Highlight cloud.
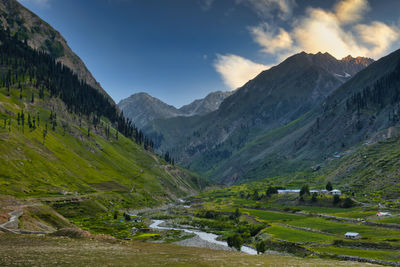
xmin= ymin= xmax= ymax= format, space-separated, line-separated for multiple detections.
xmin=249 ymin=0 xmax=400 ymax=59
xmin=237 ymin=0 xmax=296 ymax=20
xmin=335 ymin=0 xmax=370 ymax=24
xmin=249 ymin=23 xmax=293 ymax=54
xmin=18 ymin=0 xmax=50 ymax=8
xmin=355 ymin=21 xmax=399 ymax=57
xmin=214 ymin=54 xmax=270 ymax=90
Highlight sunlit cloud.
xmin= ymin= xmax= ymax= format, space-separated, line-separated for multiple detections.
xmin=249 ymin=0 xmax=400 ymax=60
xmin=355 ymin=22 xmax=399 ymax=57
xmin=335 ymin=0 xmax=370 ymax=25
xmin=249 ymin=23 xmax=293 ymax=54
xmin=214 ymin=54 xmax=270 ymax=90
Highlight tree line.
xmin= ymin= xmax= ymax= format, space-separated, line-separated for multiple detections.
xmin=0 ymin=27 xmax=160 ymax=151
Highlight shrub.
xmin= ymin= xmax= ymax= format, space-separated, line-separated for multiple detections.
xmin=311 ymin=192 xmax=318 ymax=203
xmin=300 ymin=185 xmax=310 ymax=196
xmin=256 ymin=240 xmax=266 ymax=254
xmin=342 ymin=197 xmax=354 ymax=208
xmin=333 ymin=195 xmax=340 ymax=205
xmin=227 ymin=233 xmax=243 ymax=251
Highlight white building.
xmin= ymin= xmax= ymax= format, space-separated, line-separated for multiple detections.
xmin=331 ymin=189 xmax=342 ymax=195
xmin=277 ymin=190 xmax=300 ymax=194
xmin=345 ymin=232 xmax=361 ymax=239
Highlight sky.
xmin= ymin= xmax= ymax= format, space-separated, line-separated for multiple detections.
xmin=18 ymin=0 xmax=400 ymax=107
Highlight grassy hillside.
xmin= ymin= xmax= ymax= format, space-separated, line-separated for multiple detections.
xmin=0 ymin=85 xmax=207 ymax=204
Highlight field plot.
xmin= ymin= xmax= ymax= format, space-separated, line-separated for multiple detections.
xmin=265 ymin=224 xmax=335 ymax=243
xmin=310 ymin=246 xmax=400 ymax=262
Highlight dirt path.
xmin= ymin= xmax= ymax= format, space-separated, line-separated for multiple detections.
xmin=0 ymin=210 xmax=23 ymax=233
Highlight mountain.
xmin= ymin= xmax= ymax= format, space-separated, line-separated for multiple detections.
xmin=144 ymin=52 xmax=373 ymax=183
xmin=201 ymin=48 xmax=400 ymax=199
xmin=118 ymin=92 xmax=183 ymax=129
xmin=0 ymin=0 xmax=111 ymax=102
xmin=179 ymin=91 xmax=233 ymax=116
xmin=0 ymin=9 xmax=208 ymax=204
xmin=118 ymin=90 xmax=232 ymax=129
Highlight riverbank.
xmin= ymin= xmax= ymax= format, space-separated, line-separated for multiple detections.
xmin=149 ymin=219 xmax=258 ymax=254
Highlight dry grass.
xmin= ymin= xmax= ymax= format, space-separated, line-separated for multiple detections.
xmin=0 ymin=233 xmax=380 ymax=267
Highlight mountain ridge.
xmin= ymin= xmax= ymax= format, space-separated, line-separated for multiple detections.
xmin=118 ymin=90 xmax=233 ymax=129
xmin=145 ymin=51 xmax=374 ymax=172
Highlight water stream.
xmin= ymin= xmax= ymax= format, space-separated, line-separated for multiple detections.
xmin=149 ymin=219 xmax=257 ymax=255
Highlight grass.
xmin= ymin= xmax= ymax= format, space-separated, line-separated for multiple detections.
xmin=285 ymin=217 xmax=400 ymax=241
xmin=0 ymin=233 xmax=380 ymax=267
xmin=265 ymin=224 xmax=335 ymax=243
xmin=311 ymin=246 xmax=400 ymax=262
xmin=0 ymin=86 xmax=206 ymax=206
xmin=241 ymin=208 xmax=303 ymax=222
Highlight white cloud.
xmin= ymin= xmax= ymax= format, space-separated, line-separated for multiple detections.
xmin=214 ymin=54 xmax=270 ymax=90
xmin=249 ymin=23 xmax=293 ymax=54
xmin=18 ymin=0 xmax=50 ymax=8
xmin=355 ymin=21 xmax=399 ymax=57
xmin=237 ymin=0 xmax=296 ymax=20
xmin=249 ymin=0 xmax=400 ymax=59
xmin=292 ymin=8 xmax=367 ymax=58
xmin=335 ymin=0 xmax=370 ymax=24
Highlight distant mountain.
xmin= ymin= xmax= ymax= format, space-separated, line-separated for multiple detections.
xmin=179 ymin=91 xmax=233 ymax=116
xmin=144 ymin=51 xmax=374 ymax=184
xmin=119 ymin=91 xmax=232 ymax=129
xmin=0 ymin=0 xmax=111 ymax=102
xmin=118 ymin=92 xmax=184 ymax=129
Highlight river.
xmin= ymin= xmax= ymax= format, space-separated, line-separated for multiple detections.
xmin=149 ymin=219 xmax=257 ymax=255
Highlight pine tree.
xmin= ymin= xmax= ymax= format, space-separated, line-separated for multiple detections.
xmin=28 ymin=113 xmax=32 ymax=129
xmin=21 ymin=111 xmax=24 ymax=133
xmin=326 ymin=182 xmax=333 ymax=191
xmin=17 ymin=113 xmax=20 ymax=129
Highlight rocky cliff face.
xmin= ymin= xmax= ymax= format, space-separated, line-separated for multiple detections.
xmin=0 ymin=0 xmax=112 ymax=102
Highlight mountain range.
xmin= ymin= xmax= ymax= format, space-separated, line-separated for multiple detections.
xmin=118 ymin=91 xmax=232 ymax=129
xmin=1 ymin=0 xmax=399 ymax=204
xmin=141 ymin=52 xmax=374 ymax=183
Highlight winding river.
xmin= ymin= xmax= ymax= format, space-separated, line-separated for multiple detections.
xmin=149 ymin=220 xmax=257 ymax=255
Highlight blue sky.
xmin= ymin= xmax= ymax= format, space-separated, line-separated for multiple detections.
xmin=19 ymin=0 xmax=400 ymax=107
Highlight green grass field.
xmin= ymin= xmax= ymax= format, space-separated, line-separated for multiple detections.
xmin=265 ymin=224 xmax=335 ymax=243
xmin=310 ymin=246 xmax=400 ymax=262
xmin=0 ymin=86 xmax=206 ymax=207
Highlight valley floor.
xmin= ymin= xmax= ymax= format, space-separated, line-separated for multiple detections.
xmin=0 ymin=233 xmax=379 ymax=267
